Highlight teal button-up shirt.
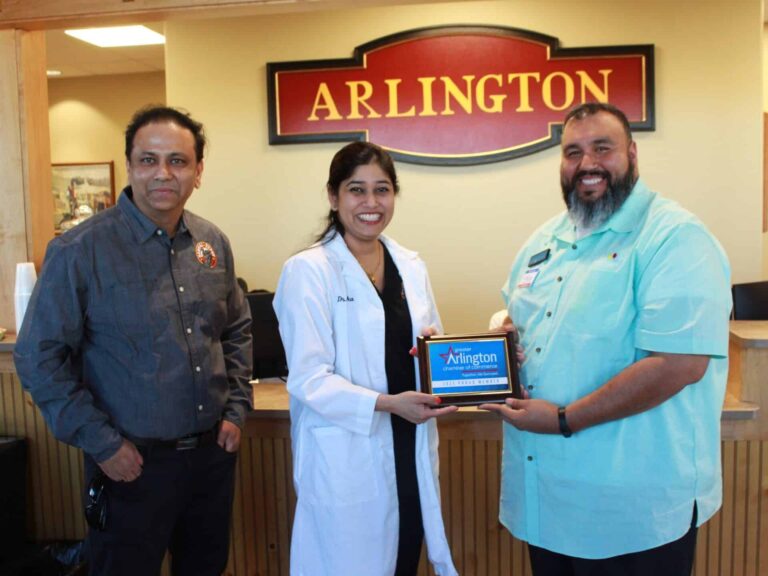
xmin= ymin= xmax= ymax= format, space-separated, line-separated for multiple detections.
xmin=500 ymin=180 xmax=731 ymax=558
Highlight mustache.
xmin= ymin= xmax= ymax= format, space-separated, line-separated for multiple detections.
xmin=571 ymin=169 xmax=610 ymax=186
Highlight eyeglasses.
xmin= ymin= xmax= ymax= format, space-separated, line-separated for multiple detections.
xmin=85 ymin=473 xmax=107 ymax=531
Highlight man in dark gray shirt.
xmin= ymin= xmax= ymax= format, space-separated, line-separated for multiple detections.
xmin=14 ymin=106 xmax=253 ymax=575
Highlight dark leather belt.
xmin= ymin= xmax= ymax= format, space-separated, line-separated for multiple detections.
xmin=130 ymin=427 xmax=218 ymax=451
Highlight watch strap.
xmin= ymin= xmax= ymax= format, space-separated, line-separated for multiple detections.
xmin=558 ymin=406 xmax=573 ymax=438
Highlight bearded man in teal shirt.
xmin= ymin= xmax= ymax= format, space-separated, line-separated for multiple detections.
xmin=482 ymin=103 xmax=731 ymax=576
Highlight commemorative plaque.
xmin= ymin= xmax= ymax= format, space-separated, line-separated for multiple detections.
xmin=417 ymin=332 xmax=521 ymax=406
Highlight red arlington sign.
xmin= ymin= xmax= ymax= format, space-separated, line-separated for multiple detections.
xmin=267 ymin=25 xmax=654 ymax=166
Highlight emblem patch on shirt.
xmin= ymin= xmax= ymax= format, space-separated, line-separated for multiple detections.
xmin=195 ymin=241 xmax=218 ymax=269
xmin=518 ymin=268 xmax=540 ymax=288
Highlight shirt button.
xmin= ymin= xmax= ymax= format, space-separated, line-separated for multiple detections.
xmin=170 ymin=249 xmax=175 ymax=255
xmin=179 ymin=286 xmax=185 ymax=293
xmin=186 ymin=328 xmax=192 ymax=334
xmin=557 ymin=276 xmax=563 ymax=282
xmin=527 ymin=385 xmax=534 ymax=390
xmin=527 ymin=456 xmax=533 ymax=461
xmin=195 ymin=366 xmax=201 ymax=372
xmin=198 ymin=405 xmax=203 ymax=411
xmin=535 ymin=347 xmax=541 ymax=353
xmin=546 ymin=311 xmax=552 ymax=317
xmin=572 ymin=244 xmax=577 ymax=250
xmin=156 ymin=230 xmax=163 ymax=236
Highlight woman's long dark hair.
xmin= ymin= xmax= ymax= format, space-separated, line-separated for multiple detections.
xmin=314 ymin=142 xmax=400 ymax=245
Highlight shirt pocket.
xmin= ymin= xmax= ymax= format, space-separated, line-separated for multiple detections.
xmin=302 ymin=426 xmax=380 ymax=506
xmin=193 ymin=269 xmax=230 ymax=332
xmin=563 ymin=263 xmax=635 ymax=338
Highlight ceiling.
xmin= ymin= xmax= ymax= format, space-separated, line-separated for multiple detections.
xmin=44 ymin=1 xmax=768 ymax=79
xmin=46 ymin=23 xmax=165 ymax=78
xmin=43 ymin=0 xmax=457 ymax=79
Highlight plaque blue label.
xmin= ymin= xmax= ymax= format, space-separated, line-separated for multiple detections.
xmin=427 ymin=339 xmax=510 ymax=395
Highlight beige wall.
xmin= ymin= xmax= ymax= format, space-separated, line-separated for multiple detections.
xmin=158 ymin=0 xmax=762 ymax=332
xmin=48 ymin=72 xmax=166 ymax=195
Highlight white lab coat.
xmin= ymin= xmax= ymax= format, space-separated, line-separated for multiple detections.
xmin=273 ymin=233 xmax=458 ymax=576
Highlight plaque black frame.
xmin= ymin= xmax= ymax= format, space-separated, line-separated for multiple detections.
xmin=417 ymin=332 xmax=521 ymax=406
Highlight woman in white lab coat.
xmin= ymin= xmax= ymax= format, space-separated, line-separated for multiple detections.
xmin=273 ymin=142 xmax=459 ymax=576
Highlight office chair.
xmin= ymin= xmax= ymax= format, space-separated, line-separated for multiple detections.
xmin=731 ymin=281 xmax=768 ymax=320
xmin=245 ymin=290 xmax=288 ymax=379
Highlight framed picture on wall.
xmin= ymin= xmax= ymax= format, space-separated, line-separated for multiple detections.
xmin=51 ymin=162 xmax=115 ymax=234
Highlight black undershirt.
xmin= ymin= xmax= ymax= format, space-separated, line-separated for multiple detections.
xmin=378 ymin=243 xmax=424 ymax=576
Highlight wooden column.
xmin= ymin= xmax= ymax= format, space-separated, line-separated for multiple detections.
xmin=0 ymin=29 xmax=53 ymax=332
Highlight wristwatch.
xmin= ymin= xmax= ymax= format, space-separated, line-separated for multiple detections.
xmin=558 ymin=406 xmax=573 ymax=438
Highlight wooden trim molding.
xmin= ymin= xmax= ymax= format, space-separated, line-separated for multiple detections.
xmin=0 ymin=0 xmax=435 ymax=30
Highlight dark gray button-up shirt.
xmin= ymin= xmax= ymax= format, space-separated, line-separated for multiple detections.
xmin=14 ymin=188 xmax=253 ymax=462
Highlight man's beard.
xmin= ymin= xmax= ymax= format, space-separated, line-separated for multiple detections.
xmin=561 ymin=162 xmax=636 ymax=229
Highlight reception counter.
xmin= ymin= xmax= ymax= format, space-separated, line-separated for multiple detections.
xmin=1 ymin=325 xmax=767 ymax=576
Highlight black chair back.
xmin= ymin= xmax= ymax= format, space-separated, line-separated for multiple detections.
xmin=731 ymin=281 xmax=768 ymax=320
xmin=245 ymin=290 xmax=288 ymax=379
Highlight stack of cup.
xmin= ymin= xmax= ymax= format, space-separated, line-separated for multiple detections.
xmin=14 ymin=262 xmax=37 ymax=335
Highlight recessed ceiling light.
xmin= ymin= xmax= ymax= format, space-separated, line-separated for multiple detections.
xmin=46 ymin=70 xmax=62 ymax=77
xmin=65 ymin=25 xmax=165 ymax=48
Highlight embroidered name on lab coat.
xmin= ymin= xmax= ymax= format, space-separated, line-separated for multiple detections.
xmin=337 ymin=296 xmax=354 ymax=302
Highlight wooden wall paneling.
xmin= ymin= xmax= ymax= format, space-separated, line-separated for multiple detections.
xmin=22 ymin=381 xmax=45 ymax=538
xmin=241 ymin=436 xmax=258 ymax=576
xmin=758 ymin=441 xmax=767 ymax=576
xmin=273 ymin=437 xmax=291 ymax=574
xmin=285 ymin=438 xmax=296 ymax=568
xmin=719 ymin=440 xmax=736 ymax=575
xmin=0 ymin=373 xmax=17 ymax=433
xmin=262 ymin=439 xmax=281 ymax=573
xmin=474 ymin=440 xmax=488 ymax=576
xmin=461 ymin=439 xmax=477 ymax=573
xmin=251 ymin=437 xmax=270 ymax=576
xmin=3 ymin=370 xmax=768 ymax=576
xmin=743 ymin=440 xmax=762 ymax=576
xmin=723 ymin=441 xmax=750 ymax=575
xmin=486 ymin=437 xmax=502 ymax=575
xmin=448 ymin=439 xmax=463 ymax=573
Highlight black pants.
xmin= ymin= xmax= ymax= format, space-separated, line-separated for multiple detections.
xmin=84 ymin=442 xmax=237 ymax=576
xmin=528 ymin=505 xmax=698 ymax=576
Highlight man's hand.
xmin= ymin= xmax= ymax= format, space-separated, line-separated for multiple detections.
xmin=376 ymin=391 xmax=458 ymax=424
xmin=493 ymin=314 xmax=525 ymax=365
xmin=217 ymin=420 xmax=242 ymax=452
xmin=479 ymin=398 xmax=559 ymax=434
xmin=98 ymin=439 xmax=144 ymax=482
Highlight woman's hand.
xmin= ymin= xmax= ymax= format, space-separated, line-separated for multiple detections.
xmin=376 ymin=391 xmax=458 ymax=424
xmin=409 ymin=324 xmax=440 ymax=357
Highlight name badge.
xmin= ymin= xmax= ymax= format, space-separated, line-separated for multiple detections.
xmin=518 ymin=268 xmax=539 ymax=288
xmin=528 ymin=248 xmax=550 ymax=267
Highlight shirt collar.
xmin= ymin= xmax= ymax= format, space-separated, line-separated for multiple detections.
xmin=117 ymin=186 xmax=191 ymax=243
